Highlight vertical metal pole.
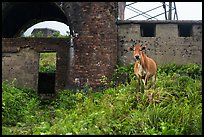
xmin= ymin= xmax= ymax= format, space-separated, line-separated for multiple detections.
xmin=168 ymin=2 xmax=172 ymax=20
xmin=163 ymin=2 xmax=167 ymax=20
xmin=174 ymin=2 xmax=178 ymax=20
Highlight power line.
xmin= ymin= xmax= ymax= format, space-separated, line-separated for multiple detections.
xmin=125 ymin=2 xmax=178 ymax=20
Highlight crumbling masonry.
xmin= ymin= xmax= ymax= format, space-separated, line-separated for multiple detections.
xmin=2 ymin=2 xmax=202 ymax=94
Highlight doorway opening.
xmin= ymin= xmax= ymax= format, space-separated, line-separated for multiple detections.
xmin=38 ymin=51 xmax=57 ymax=96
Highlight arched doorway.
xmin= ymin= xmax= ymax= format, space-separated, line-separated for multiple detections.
xmin=2 ymin=2 xmax=68 ymax=38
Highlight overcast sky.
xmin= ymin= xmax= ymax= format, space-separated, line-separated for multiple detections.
xmin=124 ymin=2 xmax=202 ymax=20
xmin=24 ymin=2 xmax=202 ymax=36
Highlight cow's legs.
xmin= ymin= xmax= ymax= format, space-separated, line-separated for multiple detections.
xmin=150 ymin=75 xmax=156 ymax=89
xmin=138 ymin=78 xmax=142 ymax=91
xmin=144 ymin=73 xmax=150 ymax=89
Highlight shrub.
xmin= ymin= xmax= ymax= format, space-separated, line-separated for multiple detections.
xmin=111 ymin=64 xmax=135 ymax=86
xmin=157 ymin=63 xmax=202 ymax=79
xmin=2 ymin=80 xmax=40 ymax=125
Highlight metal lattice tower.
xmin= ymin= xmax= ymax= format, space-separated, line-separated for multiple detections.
xmin=119 ymin=2 xmax=178 ymax=20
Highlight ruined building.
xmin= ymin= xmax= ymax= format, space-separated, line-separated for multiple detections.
xmin=2 ymin=2 xmax=202 ymax=95
xmin=31 ymin=28 xmax=60 ymax=37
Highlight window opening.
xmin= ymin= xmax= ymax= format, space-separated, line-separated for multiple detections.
xmin=178 ymin=24 xmax=192 ymax=37
xmin=140 ymin=23 xmax=156 ymax=37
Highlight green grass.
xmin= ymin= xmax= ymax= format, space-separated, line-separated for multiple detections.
xmin=2 ymin=64 xmax=202 ymax=135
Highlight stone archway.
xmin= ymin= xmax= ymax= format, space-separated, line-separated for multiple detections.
xmin=2 ymin=2 xmax=69 ymax=38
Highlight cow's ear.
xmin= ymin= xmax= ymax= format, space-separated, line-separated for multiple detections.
xmin=129 ymin=47 xmax=133 ymax=51
xmin=129 ymin=46 xmax=134 ymax=51
xmin=141 ymin=46 xmax=146 ymax=51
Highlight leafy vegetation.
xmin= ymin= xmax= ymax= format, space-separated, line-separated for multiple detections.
xmin=2 ymin=64 xmax=202 ymax=135
xmin=39 ymin=52 xmax=56 ymax=73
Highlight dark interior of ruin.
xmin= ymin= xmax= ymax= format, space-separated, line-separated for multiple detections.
xmin=178 ymin=24 xmax=192 ymax=37
xmin=140 ymin=23 xmax=156 ymax=37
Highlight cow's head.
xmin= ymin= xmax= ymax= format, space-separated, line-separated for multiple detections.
xmin=129 ymin=40 xmax=146 ymax=61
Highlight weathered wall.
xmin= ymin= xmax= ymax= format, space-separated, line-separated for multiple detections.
xmin=117 ymin=20 xmax=202 ymax=66
xmin=2 ymin=48 xmax=39 ymax=90
xmin=2 ymin=38 xmax=70 ymax=91
xmin=63 ymin=2 xmax=118 ymax=88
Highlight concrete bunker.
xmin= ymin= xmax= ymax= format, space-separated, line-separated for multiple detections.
xmin=117 ymin=20 xmax=202 ymax=65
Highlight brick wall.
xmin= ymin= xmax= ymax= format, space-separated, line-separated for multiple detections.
xmin=2 ymin=2 xmax=118 ymax=91
xmin=63 ymin=2 xmax=118 ymax=88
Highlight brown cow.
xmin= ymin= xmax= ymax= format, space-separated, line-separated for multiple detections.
xmin=129 ymin=41 xmax=157 ymax=91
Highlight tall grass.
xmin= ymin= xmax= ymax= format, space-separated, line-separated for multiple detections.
xmin=2 ymin=64 xmax=202 ymax=135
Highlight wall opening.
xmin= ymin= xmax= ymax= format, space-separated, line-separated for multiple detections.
xmin=140 ymin=23 xmax=156 ymax=37
xmin=178 ymin=24 xmax=192 ymax=37
xmin=38 ymin=52 xmax=57 ymax=95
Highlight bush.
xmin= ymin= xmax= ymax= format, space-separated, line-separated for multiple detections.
xmin=111 ymin=64 xmax=135 ymax=86
xmin=157 ymin=63 xmax=202 ymax=79
xmin=2 ymin=80 xmax=40 ymax=125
